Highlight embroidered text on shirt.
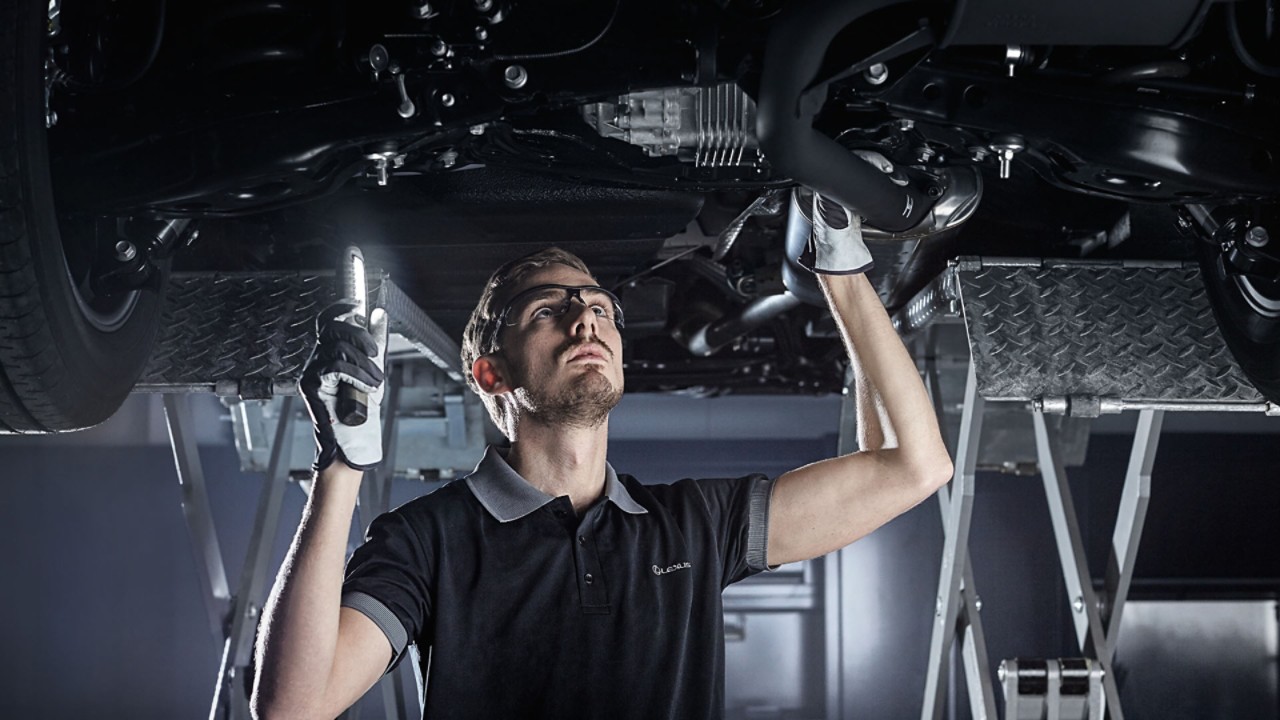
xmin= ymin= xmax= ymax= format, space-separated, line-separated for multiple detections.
xmin=652 ymin=562 xmax=692 ymax=576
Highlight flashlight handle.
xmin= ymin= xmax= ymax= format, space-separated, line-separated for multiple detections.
xmin=337 ymin=385 xmax=369 ymax=426
xmin=337 ymin=246 xmax=370 ymax=427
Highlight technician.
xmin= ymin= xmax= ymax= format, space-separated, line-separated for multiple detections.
xmin=251 ymin=193 xmax=954 ymax=719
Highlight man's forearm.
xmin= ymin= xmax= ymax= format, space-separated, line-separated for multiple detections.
xmin=819 ymin=273 xmax=948 ymax=470
xmin=252 ymin=463 xmax=363 ymax=716
xmin=848 ymin=348 xmax=894 ymax=452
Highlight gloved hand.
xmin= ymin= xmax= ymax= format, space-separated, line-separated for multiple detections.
xmin=299 ymin=301 xmax=390 ymax=472
xmin=795 ymin=191 xmax=874 ymax=275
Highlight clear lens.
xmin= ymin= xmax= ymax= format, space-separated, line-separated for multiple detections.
xmin=500 ymin=285 xmax=625 ymax=329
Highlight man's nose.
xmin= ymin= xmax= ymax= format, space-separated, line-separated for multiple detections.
xmin=565 ymin=299 xmax=600 ymax=337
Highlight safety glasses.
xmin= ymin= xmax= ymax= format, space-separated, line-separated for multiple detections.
xmin=485 ymin=284 xmax=625 ymax=352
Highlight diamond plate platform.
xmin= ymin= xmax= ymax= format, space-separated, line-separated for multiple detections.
xmin=949 ymin=257 xmax=1268 ymax=412
xmin=136 ymin=271 xmax=462 ymax=397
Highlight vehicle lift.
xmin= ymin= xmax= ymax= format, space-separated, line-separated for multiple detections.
xmin=142 ymin=258 xmax=1276 ymax=720
xmin=890 ymin=258 xmax=1276 ymax=720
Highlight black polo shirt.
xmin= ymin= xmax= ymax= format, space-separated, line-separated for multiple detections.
xmin=341 ymin=445 xmax=775 ymax=719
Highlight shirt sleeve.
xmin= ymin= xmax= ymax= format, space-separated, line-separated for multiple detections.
xmin=341 ymin=509 xmax=433 ymax=672
xmin=685 ymin=473 xmax=776 ymax=588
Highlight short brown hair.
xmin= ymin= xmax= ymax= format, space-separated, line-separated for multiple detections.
xmin=460 ymin=246 xmax=595 ymax=432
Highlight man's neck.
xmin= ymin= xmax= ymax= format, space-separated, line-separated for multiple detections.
xmin=506 ymin=420 xmax=610 ymax=512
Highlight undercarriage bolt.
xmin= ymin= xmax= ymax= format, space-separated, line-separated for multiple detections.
xmin=115 ymin=240 xmax=137 ymax=262
xmin=1072 ymin=595 xmax=1085 ymax=614
xmin=469 ymin=124 xmax=486 ymax=135
xmin=1246 ymin=225 xmax=1270 ymax=248
xmin=475 ymin=26 xmax=488 ymax=41
xmin=440 ymin=93 xmax=456 ymax=107
xmin=988 ymin=133 xmax=1026 ymax=180
xmin=412 ymin=1 xmax=432 ymax=19
xmin=372 ymin=157 xmax=390 ymax=186
xmin=431 ymin=39 xmax=448 ymax=57
xmin=503 ymin=64 xmax=528 ymax=89
xmin=864 ymin=63 xmax=889 ymax=85
xmin=475 ymin=0 xmax=494 ymax=10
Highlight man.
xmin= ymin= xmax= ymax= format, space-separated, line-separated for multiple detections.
xmin=251 ymin=193 xmax=953 ymax=719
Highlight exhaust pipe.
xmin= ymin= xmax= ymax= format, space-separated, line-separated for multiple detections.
xmin=756 ymin=0 xmax=932 ymax=233
xmin=678 ymin=293 xmax=803 ymax=357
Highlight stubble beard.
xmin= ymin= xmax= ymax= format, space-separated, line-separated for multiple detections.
xmin=520 ymin=369 xmax=622 ymax=429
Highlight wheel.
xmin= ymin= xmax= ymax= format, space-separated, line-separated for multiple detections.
xmin=1196 ymin=216 xmax=1280 ymax=405
xmin=0 ymin=0 xmax=164 ymax=432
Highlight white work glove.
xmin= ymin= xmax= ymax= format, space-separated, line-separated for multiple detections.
xmin=796 ymin=192 xmax=874 ymax=275
xmin=299 ymin=301 xmax=390 ymax=472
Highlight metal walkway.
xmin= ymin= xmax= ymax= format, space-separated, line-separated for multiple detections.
xmin=138 ymin=270 xmax=463 ymax=396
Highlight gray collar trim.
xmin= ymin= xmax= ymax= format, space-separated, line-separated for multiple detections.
xmin=465 ymin=445 xmax=648 ymax=523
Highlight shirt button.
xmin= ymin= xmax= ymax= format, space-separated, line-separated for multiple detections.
xmin=585 ymin=573 xmax=594 ymax=584
xmin=578 ymin=535 xmax=587 ymax=546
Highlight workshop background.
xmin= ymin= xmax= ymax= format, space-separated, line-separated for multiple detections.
xmin=1 ymin=392 xmax=1277 ymax=719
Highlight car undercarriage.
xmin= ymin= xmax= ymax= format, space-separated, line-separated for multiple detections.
xmin=1 ymin=0 xmax=1278 ymax=431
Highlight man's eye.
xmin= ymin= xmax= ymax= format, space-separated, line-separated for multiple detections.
xmin=590 ymin=305 xmax=609 ymax=318
xmin=531 ymin=306 xmax=557 ymax=319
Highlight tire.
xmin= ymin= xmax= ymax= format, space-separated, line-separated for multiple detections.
xmin=1197 ymin=237 xmax=1280 ymax=405
xmin=0 ymin=1 xmax=164 ymax=432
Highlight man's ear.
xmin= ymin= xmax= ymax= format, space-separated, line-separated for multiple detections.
xmin=472 ymin=356 xmax=511 ymax=395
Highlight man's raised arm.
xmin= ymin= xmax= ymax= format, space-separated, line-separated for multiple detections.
xmin=766 ymin=195 xmax=953 ymax=567
xmin=251 ymin=305 xmax=394 ymax=720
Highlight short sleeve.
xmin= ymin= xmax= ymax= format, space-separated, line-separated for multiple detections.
xmin=341 ymin=510 xmax=434 ymax=672
xmin=687 ymin=474 xmax=776 ymax=588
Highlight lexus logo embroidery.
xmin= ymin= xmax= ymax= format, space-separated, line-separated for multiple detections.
xmin=652 ymin=562 xmax=692 ymax=576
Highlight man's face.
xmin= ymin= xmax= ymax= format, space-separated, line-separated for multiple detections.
xmin=488 ymin=264 xmax=625 ymax=428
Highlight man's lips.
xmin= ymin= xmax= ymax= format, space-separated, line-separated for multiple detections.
xmin=564 ymin=342 xmax=611 ymax=364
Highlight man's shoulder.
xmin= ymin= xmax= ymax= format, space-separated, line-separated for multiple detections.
xmin=619 ymin=473 xmax=771 ymax=511
xmin=388 ymin=477 xmax=481 ymax=523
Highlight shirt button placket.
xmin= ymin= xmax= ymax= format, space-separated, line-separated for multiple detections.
xmin=575 ymin=516 xmax=608 ymax=612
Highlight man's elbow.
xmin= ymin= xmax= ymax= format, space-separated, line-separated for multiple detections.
xmin=251 ymin=685 xmax=319 ymax=720
xmin=912 ymin=452 xmax=954 ymax=494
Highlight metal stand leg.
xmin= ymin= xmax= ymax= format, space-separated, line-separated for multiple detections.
xmin=922 ymin=363 xmax=987 ymax=720
xmin=1102 ymin=411 xmax=1162 ymax=666
xmin=167 ymin=394 xmax=297 ymax=720
xmin=825 ymin=364 xmax=859 ymax=720
xmin=1033 ymin=410 xmax=1162 ymax=719
xmin=164 ymin=394 xmax=232 ymax=645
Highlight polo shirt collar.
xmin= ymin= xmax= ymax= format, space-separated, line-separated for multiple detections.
xmin=465 ymin=445 xmax=648 ymax=523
